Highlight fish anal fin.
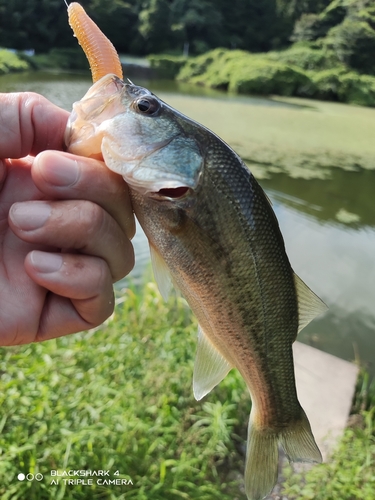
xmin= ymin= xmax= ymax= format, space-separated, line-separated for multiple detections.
xmin=294 ymin=273 xmax=327 ymax=334
xmin=150 ymin=244 xmax=172 ymax=301
xmin=193 ymin=326 xmax=233 ymax=401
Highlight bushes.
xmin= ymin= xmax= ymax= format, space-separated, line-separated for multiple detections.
xmin=339 ymin=72 xmax=375 ymax=106
xmin=311 ymin=68 xmax=375 ymax=105
xmin=31 ymin=48 xmax=90 ymax=71
xmin=310 ymin=67 xmax=345 ymax=100
xmin=177 ymin=49 xmax=312 ymax=95
xmin=178 ymin=49 xmax=249 ymax=89
xmin=175 ymin=47 xmax=375 ymax=106
xmin=266 ymin=44 xmax=341 ymax=71
xmin=147 ymin=54 xmax=187 ymax=79
xmin=0 ymin=50 xmax=29 ymax=75
xmin=228 ymin=60 xmax=311 ymax=96
xmin=0 ymin=48 xmax=89 ymax=74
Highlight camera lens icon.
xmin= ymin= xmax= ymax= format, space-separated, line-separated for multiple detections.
xmin=17 ymin=473 xmax=43 ymax=481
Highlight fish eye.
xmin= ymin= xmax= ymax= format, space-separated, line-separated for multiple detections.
xmin=135 ymin=97 xmax=160 ymax=115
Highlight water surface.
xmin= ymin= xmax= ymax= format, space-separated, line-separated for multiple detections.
xmin=1 ymin=71 xmax=374 ymax=373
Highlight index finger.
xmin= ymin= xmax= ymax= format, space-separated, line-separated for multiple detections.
xmin=0 ymin=92 xmax=69 ymax=159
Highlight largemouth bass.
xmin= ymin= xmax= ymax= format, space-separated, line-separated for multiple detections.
xmin=65 ymin=74 xmax=326 ymax=500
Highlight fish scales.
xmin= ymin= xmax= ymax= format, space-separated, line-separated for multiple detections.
xmin=131 ymin=126 xmax=301 ymax=428
xmin=65 ymin=75 xmax=325 ymax=500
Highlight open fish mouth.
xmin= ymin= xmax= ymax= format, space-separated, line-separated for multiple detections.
xmin=153 ymin=186 xmax=191 ymax=199
xmin=64 ymin=74 xmax=128 ymax=159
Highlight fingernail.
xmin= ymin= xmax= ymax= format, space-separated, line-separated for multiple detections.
xmin=37 ymin=152 xmax=79 ymax=186
xmin=30 ymin=251 xmax=63 ymax=273
xmin=10 ymin=202 xmax=51 ymax=230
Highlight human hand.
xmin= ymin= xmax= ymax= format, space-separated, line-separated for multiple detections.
xmin=0 ymin=92 xmax=135 ymax=345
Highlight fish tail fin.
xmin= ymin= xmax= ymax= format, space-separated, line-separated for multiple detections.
xmin=245 ymin=407 xmax=322 ymax=500
xmin=245 ymin=415 xmax=279 ymax=500
xmin=279 ymin=407 xmax=322 ymax=465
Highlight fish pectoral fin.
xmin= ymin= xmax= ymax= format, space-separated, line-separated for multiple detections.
xmin=193 ymin=326 xmax=233 ymax=401
xmin=294 ymin=272 xmax=328 ymax=334
xmin=150 ymin=244 xmax=173 ymax=301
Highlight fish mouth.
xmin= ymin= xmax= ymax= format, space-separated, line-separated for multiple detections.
xmin=152 ymin=186 xmax=192 ymax=200
xmin=65 ymin=74 xmax=127 ymax=157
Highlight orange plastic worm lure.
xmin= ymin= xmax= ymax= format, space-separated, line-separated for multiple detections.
xmin=67 ymin=2 xmax=123 ymax=82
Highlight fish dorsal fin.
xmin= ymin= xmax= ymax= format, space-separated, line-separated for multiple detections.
xmin=294 ymin=273 xmax=327 ymax=333
xmin=150 ymin=244 xmax=172 ymax=301
xmin=193 ymin=326 xmax=233 ymax=401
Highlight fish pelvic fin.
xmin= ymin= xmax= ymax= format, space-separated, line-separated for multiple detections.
xmin=150 ymin=244 xmax=173 ymax=301
xmin=245 ymin=407 xmax=322 ymax=500
xmin=193 ymin=325 xmax=233 ymax=401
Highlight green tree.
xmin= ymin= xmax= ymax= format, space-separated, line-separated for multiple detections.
xmin=291 ymin=0 xmax=347 ymax=42
xmin=170 ymin=0 xmax=222 ymax=54
xmin=276 ymin=0 xmax=332 ymax=44
xmin=87 ymin=0 xmax=139 ymax=54
xmin=324 ymin=17 xmax=375 ymax=74
xmin=1 ymin=0 xmax=375 ymax=73
xmin=138 ymin=0 xmax=173 ymax=54
xmin=0 ymin=0 xmax=70 ymax=51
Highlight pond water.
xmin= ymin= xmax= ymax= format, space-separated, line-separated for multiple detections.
xmin=1 ymin=71 xmax=374 ymax=374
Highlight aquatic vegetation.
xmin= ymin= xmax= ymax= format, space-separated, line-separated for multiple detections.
xmin=160 ymin=89 xmax=375 ymax=186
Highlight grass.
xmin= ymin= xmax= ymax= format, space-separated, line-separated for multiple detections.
xmin=0 ymin=281 xmax=374 ymax=499
xmin=282 ymin=369 xmax=375 ymax=499
xmin=282 ymin=408 xmax=375 ymax=500
xmin=0 ymin=282 xmax=249 ymax=500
